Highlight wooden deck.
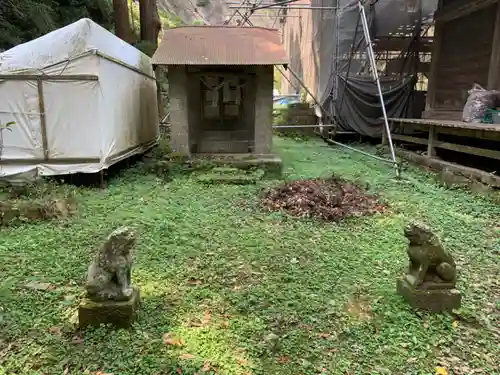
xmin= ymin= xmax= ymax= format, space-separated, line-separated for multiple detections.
xmin=385 ymin=117 xmax=500 ymax=187
xmin=388 ymin=117 xmax=500 ymax=133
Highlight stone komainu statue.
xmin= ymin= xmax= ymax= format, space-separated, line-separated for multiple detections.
xmin=85 ymin=227 xmax=136 ymax=301
xmin=403 ymin=222 xmax=457 ymax=289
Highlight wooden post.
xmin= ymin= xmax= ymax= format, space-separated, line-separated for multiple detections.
xmin=99 ymin=170 xmax=105 ymax=189
xmin=381 ymin=127 xmax=388 ymax=145
xmin=37 ymin=79 xmax=49 ymax=161
xmin=424 ymin=18 xmax=444 ymax=118
xmin=155 ymin=66 xmax=164 ymax=119
xmin=487 ymin=0 xmax=500 ymax=89
xmin=427 ymin=125 xmax=437 ymax=157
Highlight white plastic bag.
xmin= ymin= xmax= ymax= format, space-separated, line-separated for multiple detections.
xmin=462 ymin=83 xmax=498 ymax=123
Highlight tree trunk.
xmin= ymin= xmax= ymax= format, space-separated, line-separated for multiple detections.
xmin=113 ymin=0 xmax=134 ymax=43
xmin=139 ymin=0 xmax=161 ymax=49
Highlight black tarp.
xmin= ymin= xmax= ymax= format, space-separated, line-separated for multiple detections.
xmin=334 ymin=75 xmax=416 ymax=137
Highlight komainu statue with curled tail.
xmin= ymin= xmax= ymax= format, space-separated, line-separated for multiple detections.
xmin=79 ymin=227 xmax=141 ymax=328
xmin=404 ymin=222 xmax=457 ymax=288
xmin=397 ymin=222 xmax=461 ymax=312
xmin=85 ymin=226 xmax=136 ymax=301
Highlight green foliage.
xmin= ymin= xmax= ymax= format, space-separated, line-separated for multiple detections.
xmin=0 ymin=121 xmax=15 ymax=131
xmin=158 ymin=10 xmax=184 ymax=29
xmin=0 ymin=137 xmax=498 ymax=374
xmin=134 ymin=40 xmax=157 ymax=57
xmin=127 ymin=0 xmax=141 ymax=38
xmin=0 ymin=0 xmax=113 ymax=50
xmin=273 ymin=67 xmax=282 ymax=91
xmin=0 ymin=0 xmax=183 ymax=58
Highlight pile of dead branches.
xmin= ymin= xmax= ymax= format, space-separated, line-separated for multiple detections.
xmin=262 ymin=176 xmax=386 ymax=221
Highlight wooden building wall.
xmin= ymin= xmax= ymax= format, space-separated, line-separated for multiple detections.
xmin=425 ymin=0 xmax=500 ymax=120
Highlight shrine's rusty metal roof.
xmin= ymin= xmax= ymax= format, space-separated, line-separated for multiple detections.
xmin=152 ymin=26 xmax=288 ymax=66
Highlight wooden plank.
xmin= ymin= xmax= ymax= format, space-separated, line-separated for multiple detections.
xmin=37 ymin=80 xmax=49 ymax=161
xmin=392 ymin=133 xmax=500 ymax=160
xmin=435 ymin=0 xmax=497 ymax=22
xmin=394 ymin=123 xmax=500 ymax=141
xmin=436 ymin=139 xmax=500 ymax=160
xmin=396 ymin=148 xmax=500 ymax=187
xmin=422 ymin=109 xmax=462 ymax=121
xmin=392 ymin=134 xmax=428 ymax=145
xmin=388 ymin=117 xmax=500 ymax=132
xmin=434 ymin=5 xmax=496 ymax=110
xmin=0 ymin=74 xmax=99 ymax=81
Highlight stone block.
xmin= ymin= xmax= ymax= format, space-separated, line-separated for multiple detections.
xmin=78 ymin=288 xmax=140 ymax=328
xmin=397 ymin=277 xmax=461 ymax=313
xmin=194 ymin=154 xmax=283 ymax=179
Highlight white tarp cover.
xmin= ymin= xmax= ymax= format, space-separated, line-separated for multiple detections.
xmin=0 ymin=18 xmax=159 ymax=179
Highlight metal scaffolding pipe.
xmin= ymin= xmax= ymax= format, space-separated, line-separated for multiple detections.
xmin=228 ymin=5 xmax=338 ymax=9
xmin=225 ymin=0 xmax=247 ymax=25
xmin=323 ymin=138 xmax=395 ymax=164
xmin=225 ymin=14 xmax=301 ymax=17
xmin=236 ymin=0 xmax=301 ymax=11
xmin=357 ymin=0 xmax=400 ymax=177
xmin=273 ymin=125 xmax=336 ymax=128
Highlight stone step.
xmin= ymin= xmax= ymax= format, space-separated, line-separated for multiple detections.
xmin=195 ymin=169 xmax=264 ymax=185
xmin=211 ymin=167 xmax=241 ymax=175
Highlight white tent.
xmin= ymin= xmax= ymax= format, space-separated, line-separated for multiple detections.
xmin=0 ymin=18 xmax=159 ymax=180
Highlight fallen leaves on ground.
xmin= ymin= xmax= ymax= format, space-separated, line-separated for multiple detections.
xmin=179 ymin=353 xmax=196 ymax=360
xmin=435 ymin=366 xmax=449 ymax=375
xmin=163 ymin=332 xmax=184 ymax=347
xmin=71 ymin=335 xmax=84 ymax=345
xmin=236 ymin=357 xmax=249 ymax=366
xmin=187 ymin=278 xmax=202 ymax=286
xmin=201 ymin=361 xmax=212 ymax=372
xmin=201 ymin=311 xmax=211 ymax=325
xmin=48 ymin=326 xmax=62 ymax=335
xmin=344 ymin=295 xmax=373 ymax=321
xmin=261 ymin=176 xmax=386 ymax=221
xmin=278 ymin=356 xmax=290 ymax=364
xmin=188 ymin=311 xmax=213 ymax=327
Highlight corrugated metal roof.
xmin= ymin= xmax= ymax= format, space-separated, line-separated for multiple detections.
xmin=152 ymin=26 xmax=289 ymax=66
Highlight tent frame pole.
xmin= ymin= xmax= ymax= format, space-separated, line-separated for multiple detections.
xmin=36 ymin=79 xmax=49 ymax=161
